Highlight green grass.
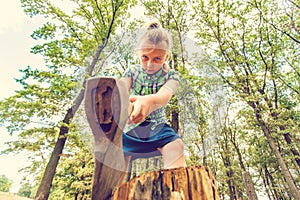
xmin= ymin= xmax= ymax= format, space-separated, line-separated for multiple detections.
xmin=0 ymin=192 xmax=32 ymax=200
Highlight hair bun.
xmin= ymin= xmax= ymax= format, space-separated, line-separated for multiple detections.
xmin=147 ymin=22 xmax=161 ymax=30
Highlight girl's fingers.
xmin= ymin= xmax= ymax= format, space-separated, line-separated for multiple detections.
xmin=127 ymin=95 xmax=150 ymax=124
xmin=128 ymin=102 xmax=140 ymax=124
xmin=129 ymin=96 xmax=137 ymax=102
xmin=128 ymin=102 xmax=134 ymax=116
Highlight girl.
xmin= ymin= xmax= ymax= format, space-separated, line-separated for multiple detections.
xmin=121 ymin=21 xmax=186 ymax=172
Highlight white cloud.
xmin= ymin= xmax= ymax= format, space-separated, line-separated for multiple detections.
xmin=0 ymin=0 xmax=46 ymax=100
xmin=0 ymin=1 xmax=46 ymax=193
xmin=0 ymin=0 xmax=26 ymax=33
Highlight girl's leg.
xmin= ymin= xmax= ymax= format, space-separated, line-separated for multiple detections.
xmin=158 ymin=139 xmax=186 ymax=169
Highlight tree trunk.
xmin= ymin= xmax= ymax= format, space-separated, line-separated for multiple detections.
xmin=230 ymin=128 xmax=258 ymax=200
xmin=242 ymin=171 xmax=258 ymax=200
xmin=171 ymin=109 xmax=179 ymax=133
xmin=35 ymin=115 xmax=70 ymax=200
xmin=251 ymin=103 xmax=300 ymax=199
xmin=112 ymin=166 xmax=220 ymax=200
xmin=35 ymin=45 xmax=105 ymax=200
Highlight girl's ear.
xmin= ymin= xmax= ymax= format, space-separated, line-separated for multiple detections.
xmin=164 ymin=53 xmax=169 ymax=61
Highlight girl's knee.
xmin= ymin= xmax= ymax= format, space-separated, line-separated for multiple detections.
xmin=171 ymin=138 xmax=185 ymax=152
xmin=160 ymin=138 xmax=184 ymax=154
xmin=159 ymin=139 xmax=186 ymax=168
xmin=175 ymin=139 xmax=184 ymax=152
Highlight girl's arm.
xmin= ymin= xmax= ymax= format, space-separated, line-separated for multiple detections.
xmin=128 ymin=79 xmax=179 ymax=124
xmin=121 ymin=77 xmax=132 ymax=91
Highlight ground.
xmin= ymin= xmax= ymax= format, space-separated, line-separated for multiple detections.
xmin=0 ymin=192 xmax=32 ymax=200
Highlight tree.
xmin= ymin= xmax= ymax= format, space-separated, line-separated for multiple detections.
xmin=194 ymin=0 xmax=300 ymax=198
xmin=0 ymin=175 xmax=12 ymax=192
xmin=28 ymin=0 xmax=136 ymax=198
xmin=1 ymin=0 xmax=136 ymax=199
xmin=48 ymin=130 xmax=94 ymax=200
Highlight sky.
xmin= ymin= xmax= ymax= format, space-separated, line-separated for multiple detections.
xmin=0 ymin=0 xmax=46 ymax=193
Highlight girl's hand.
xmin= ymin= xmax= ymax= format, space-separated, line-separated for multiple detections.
xmin=127 ymin=95 xmax=153 ymax=124
xmin=127 ymin=80 xmax=178 ymax=124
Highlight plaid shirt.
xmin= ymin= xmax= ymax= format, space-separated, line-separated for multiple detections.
xmin=122 ymin=65 xmax=180 ymax=133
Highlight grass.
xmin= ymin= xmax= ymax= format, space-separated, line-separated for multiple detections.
xmin=0 ymin=192 xmax=32 ymax=200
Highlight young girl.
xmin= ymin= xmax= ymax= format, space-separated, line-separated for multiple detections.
xmin=121 ymin=21 xmax=186 ymax=171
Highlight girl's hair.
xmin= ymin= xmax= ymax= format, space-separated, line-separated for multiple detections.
xmin=137 ymin=21 xmax=172 ymax=52
xmin=136 ymin=21 xmax=172 ymax=72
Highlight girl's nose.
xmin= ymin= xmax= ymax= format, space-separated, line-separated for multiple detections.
xmin=146 ymin=60 xmax=152 ymax=67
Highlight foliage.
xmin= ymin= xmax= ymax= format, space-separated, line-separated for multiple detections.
xmin=0 ymin=175 xmax=13 ymax=192
xmin=194 ymin=0 xmax=300 ymax=198
xmin=17 ymin=182 xmax=34 ymax=198
xmin=1 ymin=0 xmax=137 ymax=198
xmin=48 ymin=130 xmax=94 ymax=200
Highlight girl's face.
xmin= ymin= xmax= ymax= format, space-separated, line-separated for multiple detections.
xmin=138 ymin=42 xmax=169 ymax=74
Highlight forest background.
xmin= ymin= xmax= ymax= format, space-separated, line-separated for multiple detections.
xmin=0 ymin=0 xmax=299 ymax=199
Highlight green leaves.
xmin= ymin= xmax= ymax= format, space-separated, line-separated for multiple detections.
xmin=31 ymin=22 xmax=57 ymax=40
xmin=2 ymin=0 xmax=139 ymax=198
xmin=0 ymin=66 xmax=76 ymax=134
xmin=0 ymin=175 xmax=13 ymax=192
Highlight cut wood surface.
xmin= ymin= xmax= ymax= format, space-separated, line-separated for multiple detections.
xmin=112 ymin=166 xmax=220 ymax=200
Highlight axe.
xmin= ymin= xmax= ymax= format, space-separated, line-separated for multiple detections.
xmin=84 ymin=77 xmax=130 ymax=200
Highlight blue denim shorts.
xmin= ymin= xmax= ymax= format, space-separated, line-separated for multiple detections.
xmin=122 ymin=122 xmax=180 ymax=159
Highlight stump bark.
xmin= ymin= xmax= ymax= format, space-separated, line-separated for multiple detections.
xmin=112 ymin=166 xmax=220 ymax=200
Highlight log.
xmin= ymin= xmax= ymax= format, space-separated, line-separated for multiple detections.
xmin=85 ymin=77 xmax=129 ymax=200
xmin=112 ymin=166 xmax=220 ymax=200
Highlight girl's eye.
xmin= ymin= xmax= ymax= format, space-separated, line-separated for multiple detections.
xmin=141 ymin=55 xmax=148 ymax=61
xmin=154 ymin=57 xmax=162 ymax=61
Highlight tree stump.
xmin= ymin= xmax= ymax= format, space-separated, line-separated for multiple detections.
xmin=112 ymin=166 xmax=220 ymax=200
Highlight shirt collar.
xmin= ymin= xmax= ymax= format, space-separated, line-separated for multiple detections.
xmin=143 ymin=65 xmax=164 ymax=80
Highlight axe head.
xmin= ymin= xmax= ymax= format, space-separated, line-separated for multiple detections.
xmin=84 ymin=77 xmax=129 ymax=141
